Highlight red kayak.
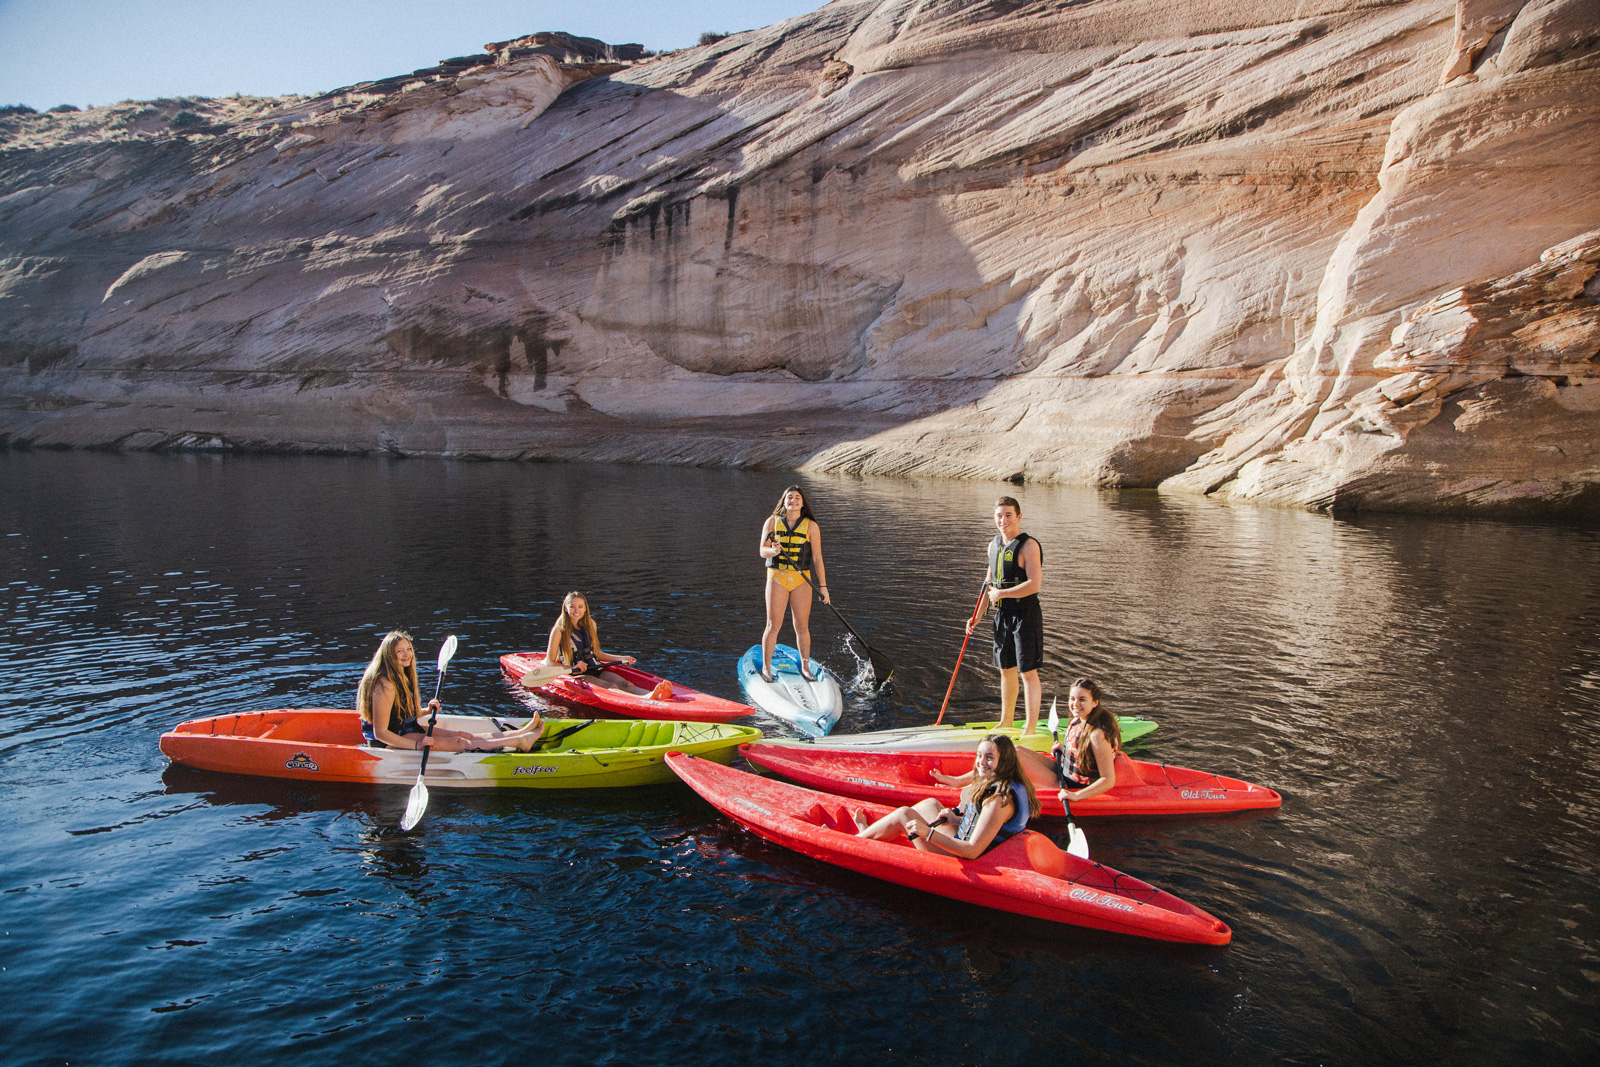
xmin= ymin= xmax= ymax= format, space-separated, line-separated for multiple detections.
xmin=500 ymin=652 xmax=755 ymax=724
xmin=740 ymin=743 xmax=1281 ymax=818
xmin=667 ymin=752 xmax=1232 ymax=945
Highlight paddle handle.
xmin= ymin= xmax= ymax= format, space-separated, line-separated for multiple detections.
xmin=416 ymin=657 xmax=449 ymax=775
xmin=934 ymin=584 xmax=990 ymax=726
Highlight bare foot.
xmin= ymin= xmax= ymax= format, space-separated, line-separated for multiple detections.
xmin=852 ymin=807 xmax=870 ymax=832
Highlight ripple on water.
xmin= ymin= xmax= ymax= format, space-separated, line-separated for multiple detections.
xmin=2 ymin=453 xmax=1598 ymax=1065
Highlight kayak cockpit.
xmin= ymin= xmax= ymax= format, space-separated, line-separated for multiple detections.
xmin=167 ymin=709 xmax=364 ymax=746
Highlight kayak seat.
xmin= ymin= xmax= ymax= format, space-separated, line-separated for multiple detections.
xmin=640 ymin=722 xmax=674 ymax=747
xmin=1022 ymin=832 xmax=1067 ymax=878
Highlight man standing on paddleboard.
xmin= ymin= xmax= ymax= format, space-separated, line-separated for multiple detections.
xmin=968 ymin=496 xmax=1044 ymax=734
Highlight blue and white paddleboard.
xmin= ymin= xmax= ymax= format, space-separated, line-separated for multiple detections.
xmin=737 ymin=644 xmax=843 ymax=738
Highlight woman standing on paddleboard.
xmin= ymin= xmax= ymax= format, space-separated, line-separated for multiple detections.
xmin=759 ymin=485 xmax=830 ymax=682
xmin=854 ymin=734 xmax=1039 ymax=856
xmin=1052 ymin=678 xmax=1120 ymax=803
xmin=546 ymin=592 xmax=659 ymax=696
xmin=360 ymin=630 xmax=544 ymax=751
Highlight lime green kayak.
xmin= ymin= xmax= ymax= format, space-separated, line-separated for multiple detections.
xmin=475 ymin=717 xmax=765 ymax=788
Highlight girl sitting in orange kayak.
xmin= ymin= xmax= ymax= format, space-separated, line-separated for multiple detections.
xmin=360 ymin=630 xmax=544 ymax=751
xmin=546 ymin=592 xmax=660 ymax=696
xmin=853 ymin=734 xmax=1038 ymax=857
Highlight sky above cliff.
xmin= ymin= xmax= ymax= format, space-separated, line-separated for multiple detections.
xmin=0 ymin=0 xmax=825 ymax=110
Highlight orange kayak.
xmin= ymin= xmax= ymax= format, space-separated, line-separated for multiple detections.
xmin=741 ymin=743 xmax=1281 ymax=817
xmin=667 ymin=752 xmax=1232 ymax=944
xmin=500 ymin=652 xmax=755 ymax=723
xmin=159 ymin=709 xmax=760 ymax=787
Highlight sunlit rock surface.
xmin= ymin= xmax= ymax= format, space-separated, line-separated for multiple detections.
xmin=1 ymin=3 xmax=1596 ymax=515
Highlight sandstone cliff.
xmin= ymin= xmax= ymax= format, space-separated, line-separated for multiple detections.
xmin=1 ymin=4 xmax=1596 ymax=515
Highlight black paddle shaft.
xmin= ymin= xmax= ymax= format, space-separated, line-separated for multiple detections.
xmin=414 ymin=660 xmax=449 ymax=776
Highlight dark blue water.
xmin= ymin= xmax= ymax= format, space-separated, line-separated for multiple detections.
xmin=3 ymin=452 xmax=1597 ymax=1065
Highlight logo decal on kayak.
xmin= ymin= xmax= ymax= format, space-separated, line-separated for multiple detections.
xmin=1070 ymin=886 xmax=1137 ymax=913
xmin=512 ymin=764 xmax=559 ymax=775
xmin=1179 ymin=789 xmax=1229 ymax=800
xmin=735 ymin=798 xmax=776 ymax=818
xmin=844 ymin=776 xmax=893 ymax=790
xmin=285 ymin=753 xmax=319 ymax=771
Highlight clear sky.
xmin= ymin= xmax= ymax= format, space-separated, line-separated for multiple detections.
xmin=0 ymin=0 xmax=827 ymax=110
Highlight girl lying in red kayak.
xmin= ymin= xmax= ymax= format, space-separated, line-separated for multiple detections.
xmin=853 ymin=734 xmax=1039 ymax=857
xmin=360 ymin=630 xmax=544 ymax=751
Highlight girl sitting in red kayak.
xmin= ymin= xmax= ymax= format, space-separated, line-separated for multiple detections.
xmin=853 ymin=734 xmax=1038 ymax=857
xmin=360 ymin=630 xmax=544 ymax=751
xmin=546 ymin=592 xmax=661 ymax=697
xmin=1051 ymin=678 xmax=1121 ymax=804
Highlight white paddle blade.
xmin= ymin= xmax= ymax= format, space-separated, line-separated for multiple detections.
xmin=1067 ymin=823 xmax=1090 ymax=860
xmin=1046 ymin=696 xmax=1059 ymax=735
xmin=436 ymin=635 xmax=459 ymax=672
xmin=520 ymin=664 xmax=568 ymax=688
xmin=400 ymin=780 xmax=429 ymax=832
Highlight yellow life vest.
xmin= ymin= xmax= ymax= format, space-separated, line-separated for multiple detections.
xmin=766 ymin=516 xmax=812 ymax=571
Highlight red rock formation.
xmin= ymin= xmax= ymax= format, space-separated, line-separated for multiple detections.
xmin=0 ymin=0 xmax=1595 ymax=515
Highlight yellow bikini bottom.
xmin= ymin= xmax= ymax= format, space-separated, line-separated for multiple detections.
xmin=769 ymin=568 xmax=812 ymax=592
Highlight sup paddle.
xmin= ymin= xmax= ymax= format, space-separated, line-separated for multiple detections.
xmin=1047 ymin=696 xmax=1090 ymax=859
xmin=400 ymin=634 xmax=458 ymax=832
xmin=771 ymin=537 xmax=895 ymax=688
xmin=934 ymin=582 xmax=990 ymax=725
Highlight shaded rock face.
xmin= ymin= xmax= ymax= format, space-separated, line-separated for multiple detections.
xmin=1 ymin=0 xmax=1596 ymax=515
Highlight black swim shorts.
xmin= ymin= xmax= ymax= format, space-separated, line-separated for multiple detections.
xmin=992 ymin=598 xmax=1043 ymax=672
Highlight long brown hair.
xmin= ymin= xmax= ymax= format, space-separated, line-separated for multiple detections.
xmin=552 ymin=591 xmax=602 ymax=666
xmin=973 ymin=734 xmax=1040 ymax=820
xmin=771 ymin=484 xmax=817 ymax=525
xmin=1070 ymin=678 xmax=1121 ymax=776
xmin=357 ymin=630 xmax=421 ymax=724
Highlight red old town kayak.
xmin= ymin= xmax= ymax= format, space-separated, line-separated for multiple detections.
xmin=500 ymin=652 xmax=755 ymax=724
xmin=740 ymin=744 xmax=1282 ymax=818
xmin=666 ymin=752 xmax=1232 ymax=945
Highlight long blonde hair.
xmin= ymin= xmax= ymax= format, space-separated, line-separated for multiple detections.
xmin=552 ymin=592 xmax=602 ymax=666
xmin=973 ymin=734 xmax=1040 ymax=819
xmin=357 ymin=630 xmax=421 ymax=724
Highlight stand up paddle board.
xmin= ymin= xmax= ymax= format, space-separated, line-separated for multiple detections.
xmin=737 ymin=644 xmax=842 ymax=738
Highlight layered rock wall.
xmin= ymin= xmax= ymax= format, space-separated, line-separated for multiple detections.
xmin=1 ymin=0 xmax=1596 ymax=514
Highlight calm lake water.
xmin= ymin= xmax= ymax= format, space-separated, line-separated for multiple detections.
xmin=2 ymin=451 xmax=1597 ymax=1066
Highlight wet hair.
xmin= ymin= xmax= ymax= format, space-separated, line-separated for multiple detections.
xmin=771 ymin=485 xmax=817 ymax=524
xmin=973 ymin=733 xmax=1040 ymax=820
xmin=1069 ymin=678 xmax=1121 ymax=776
xmin=995 ymin=495 xmax=1021 ymax=516
xmin=358 ymin=629 xmax=421 ymax=725
xmin=553 ymin=591 xmax=602 ymax=666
